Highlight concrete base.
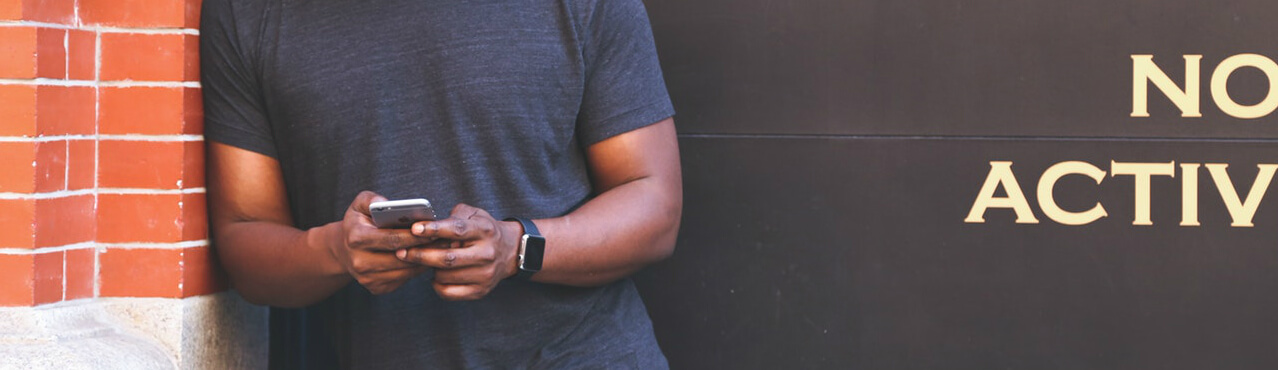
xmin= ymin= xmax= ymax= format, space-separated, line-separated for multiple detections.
xmin=0 ymin=292 xmax=268 ymax=369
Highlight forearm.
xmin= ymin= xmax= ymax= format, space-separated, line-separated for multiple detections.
xmin=530 ymin=176 xmax=681 ymax=287
xmin=215 ymin=221 xmax=350 ymax=307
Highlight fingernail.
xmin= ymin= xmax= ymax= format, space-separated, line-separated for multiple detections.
xmin=396 ymin=249 xmax=407 ymax=259
xmin=413 ymin=224 xmax=425 ymax=234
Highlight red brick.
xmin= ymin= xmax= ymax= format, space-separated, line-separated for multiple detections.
xmin=0 ymin=26 xmax=37 ymax=79
xmin=64 ymin=248 xmax=94 ymax=300
xmin=80 ymin=0 xmax=186 ymax=28
xmin=184 ymin=0 xmax=201 ymax=29
xmin=97 ymin=193 xmax=183 ymax=243
xmin=99 ymin=248 xmax=183 ymax=298
xmin=0 ymin=84 xmax=37 ymax=136
xmin=34 ymin=195 xmax=94 ymax=247
xmin=0 ymin=1 xmax=20 ymax=20
xmin=36 ymin=85 xmax=96 ymax=136
xmin=182 ymin=246 xmax=227 ymax=297
xmin=183 ymin=140 xmax=204 ymax=188
xmin=67 ymin=30 xmax=95 ymax=81
xmin=21 ymin=0 xmax=76 ymax=25
xmin=181 ymin=192 xmax=206 ymax=241
xmin=184 ymin=88 xmax=203 ymax=135
xmin=0 ymin=254 xmax=35 ymax=306
xmin=35 ymin=28 xmax=64 ymax=79
xmin=0 ymin=199 xmax=35 ymax=248
xmin=0 ymin=141 xmax=35 ymax=193
xmin=33 ymin=140 xmax=65 ymax=193
xmin=32 ymin=251 xmax=62 ymax=305
xmin=184 ymin=34 xmax=199 ymax=81
xmin=99 ymin=87 xmax=187 ymax=135
xmin=66 ymin=140 xmax=95 ymax=190
xmin=100 ymin=33 xmax=193 ymax=82
xmin=99 ymin=140 xmax=184 ymax=189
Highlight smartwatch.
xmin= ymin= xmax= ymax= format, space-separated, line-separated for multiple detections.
xmin=505 ymin=217 xmax=545 ymax=280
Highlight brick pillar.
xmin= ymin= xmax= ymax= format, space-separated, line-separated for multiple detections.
xmin=0 ymin=0 xmax=266 ymax=367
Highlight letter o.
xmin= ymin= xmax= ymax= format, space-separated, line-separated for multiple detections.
xmin=1211 ymin=54 xmax=1278 ymax=119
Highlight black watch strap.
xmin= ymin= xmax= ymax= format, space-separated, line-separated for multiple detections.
xmin=505 ymin=217 xmax=544 ymax=280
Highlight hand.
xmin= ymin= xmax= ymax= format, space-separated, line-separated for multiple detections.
xmin=396 ymin=203 xmax=522 ymax=301
xmin=323 ymin=191 xmax=439 ymax=295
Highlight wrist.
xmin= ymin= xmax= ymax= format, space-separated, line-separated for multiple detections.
xmin=307 ymin=222 xmax=348 ymax=278
xmin=503 ymin=217 xmax=545 ymax=281
xmin=502 ymin=220 xmax=523 ymax=279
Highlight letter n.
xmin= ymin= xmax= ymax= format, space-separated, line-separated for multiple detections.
xmin=1132 ymin=55 xmax=1202 ymax=118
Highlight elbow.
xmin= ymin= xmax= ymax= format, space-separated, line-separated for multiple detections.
xmin=649 ymin=198 xmax=681 ymax=263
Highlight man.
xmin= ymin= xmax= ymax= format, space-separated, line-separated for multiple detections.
xmin=199 ymin=0 xmax=681 ymax=368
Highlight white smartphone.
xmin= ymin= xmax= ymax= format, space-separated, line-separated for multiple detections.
xmin=369 ymin=198 xmax=437 ymax=229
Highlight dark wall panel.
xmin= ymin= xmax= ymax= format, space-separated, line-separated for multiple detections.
xmin=636 ymin=0 xmax=1278 ymax=368
xmin=647 ymin=0 xmax=1278 ymax=138
xmin=637 ymin=136 xmax=1278 ymax=369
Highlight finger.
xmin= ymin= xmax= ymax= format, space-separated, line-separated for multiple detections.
xmin=359 ymin=266 xmax=430 ymax=295
xmin=412 ymin=217 xmax=495 ymax=241
xmin=397 ymin=244 xmax=496 ymax=269
xmin=350 ymin=191 xmax=387 ymax=216
xmin=432 ymin=282 xmax=487 ymax=301
xmin=349 ymin=250 xmax=423 ymax=275
xmin=349 ymin=225 xmax=436 ymax=251
xmin=432 ymin=265 xmax=496 ymax=285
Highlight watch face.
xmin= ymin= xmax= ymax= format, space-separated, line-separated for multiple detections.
xmin=521 ymin=234 xmax=546 ymax=272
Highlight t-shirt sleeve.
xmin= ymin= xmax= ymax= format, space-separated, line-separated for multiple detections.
xmin=576 ymin=0 xmax=676 ymax=146
xmin=200 ymin=0 xmax=278 ymax=158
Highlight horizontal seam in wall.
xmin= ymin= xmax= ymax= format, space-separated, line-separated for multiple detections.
xmin=0 ymin=188 xmax=205 ymax=200
xmin=0 ymin=135 xmax=206 ymax=142
xmin=0 ymin=21 xmax=199 ymax=35
xmin=678 ymin=133 xmax=1278 ymax=144
xmin=0 ymin=240 xmax=210 ymax=254
xmin=0 ymin=79 xmax=201 ymax=88
xmin=99 ymin=134 xmax=204 ymax=142
xmin=96 ymin=240 xmax=209 ymax=250
xmin=0 ymin=242 xmax=94 ymax=254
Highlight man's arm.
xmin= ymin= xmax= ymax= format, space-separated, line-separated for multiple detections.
xmin=398 ymin=118 xmax=681 ymax=299
xmin=208 ymin=143 xmax=434 ymax=307
xmin=533 ymin=117 xmax=682 ymax=284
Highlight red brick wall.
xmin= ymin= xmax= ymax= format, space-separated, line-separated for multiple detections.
xmin=0 ymin=0 xmax=223 ymax=307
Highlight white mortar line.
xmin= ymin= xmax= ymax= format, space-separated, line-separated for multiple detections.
xmin=0 ymin=78 xmax=201 ymax=88
xmin=0 ymin=189 xmax=95 ymax=199
xmin=0 ymin=240 xmax=209 ymax=255
xmin=99 ymin=134 xmax=204 ymax=142
xmin=61 ymin=29 xmax=69 ymax=80
xmin=0 ymin=135 xmax=96 ymax=142
xmin=97 ymin=240 xmax=209 ymax=250
xmin=0 ymin=135 xmax=205 ymax=143
xmin=0 ymin=187 xmax=205 ymax=200
xmin=0 ymin=21 xmax=199 ymax=35
xmin=0 ymin=242 xmax=95 ymax=255
xmin=99 ymin=187 xmax=206 ymax=195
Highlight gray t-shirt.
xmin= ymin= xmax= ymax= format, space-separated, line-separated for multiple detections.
xmin=199 ymin=0 xmax=675 ymax=368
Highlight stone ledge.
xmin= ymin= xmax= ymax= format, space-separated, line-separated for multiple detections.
xmin=0 ymin=292 xmax=267 ymax=369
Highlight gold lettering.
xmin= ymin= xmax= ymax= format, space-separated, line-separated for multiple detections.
xmin=965 ymin=161 xmax=1040 ymax=224
xmin=1180 ymin=163 xmax=1201 ymax=226
xmin=1205 ymin=164 xmax=1277 ymax=227
xmin=1111 ymin=161 xmax=1176 ymax=226
xmin=1037 ymin=161 xmax=1108 ymax=225
xmin=1132 ymin=55 xmax=1202 ymax=118
xmin=1210 ymin=54 xmax=1278 ymax=119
